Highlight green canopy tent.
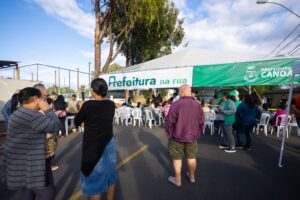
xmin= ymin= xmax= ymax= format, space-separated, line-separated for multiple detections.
xmin=192 ymin=57 xmax=300 ymax=87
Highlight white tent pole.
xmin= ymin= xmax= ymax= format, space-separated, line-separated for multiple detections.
xmin=278 ymin=74 xmax=295 ymax=167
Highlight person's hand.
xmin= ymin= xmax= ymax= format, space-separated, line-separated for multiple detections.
xmin=39 ymin=99 xmax=50 ymax=112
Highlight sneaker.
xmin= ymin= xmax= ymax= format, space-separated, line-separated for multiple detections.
xmin=51 ymin=165 xmax=59 ymax=171
xmin=218 ymin=144 xmax=228 ymax=149
xmin=224 ymin=147 xmax=236 ymax=153
xmin=235 ymin=145 xmax=244 ymax=149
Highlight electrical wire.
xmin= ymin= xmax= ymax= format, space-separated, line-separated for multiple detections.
xmin=269 ymin=22 xmax=300 ymax=56
xmin=288 ymin=43 xmax=300 ymax=55
xmin=275 ymin=33 xmax=300 ymax=55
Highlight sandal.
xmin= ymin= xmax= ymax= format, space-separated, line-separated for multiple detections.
xmin=168 ymin=176 xmax=181 ymax=187
xmin=185 ymin=172 xmax=196 ymax=183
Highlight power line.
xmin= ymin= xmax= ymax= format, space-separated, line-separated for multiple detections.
xmin=269 ymin=22 xmax=300 ymax=56
xmin=276 ymin=33 xmax=300 ymax=55
xmin=288 ymin=43 xmax=300 ymax=55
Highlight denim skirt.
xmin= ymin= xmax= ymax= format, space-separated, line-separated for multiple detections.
xmin=81 ymin=138 xmax=116 ymax=196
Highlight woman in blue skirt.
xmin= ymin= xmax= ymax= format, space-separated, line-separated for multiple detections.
xmin=75 ymin=78 xmax=116 ymax=200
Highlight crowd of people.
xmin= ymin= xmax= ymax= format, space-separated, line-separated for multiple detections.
xmin=1 ymin=78 xmax=298 ymax=200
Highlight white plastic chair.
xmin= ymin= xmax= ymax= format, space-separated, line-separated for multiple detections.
xmin=114 ymin=109 xmax=121 ymax=125
xmin=270 ymin=115 xmax=292 ymax=138
xmin=120 ymin=107 xmax=133 ymax=126
xmin=131 ymin=108 xmax=143 ymax=127
xmin=65 ymin=115 xmax=75 ymax=136
xmin=144 ymin=109 xmax=155 ymax=129
xmin=154 ymin=108 xmax=163 ymax=126
xmin=203 ymin=111 xmax=216 ymax=135
xmin=256 ymin=113 xmax=270 ymax=136
xmin=289 ymin=115 xmax=300 ymax=136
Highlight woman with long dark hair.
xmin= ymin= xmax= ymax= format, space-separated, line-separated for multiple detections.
xmin=235 ymin=94 xmax=261 ymax=150
xmin=10 ymin=93 xmax=19 ymax=114
xmin=75 ymin=78 xmax=116 ymax=200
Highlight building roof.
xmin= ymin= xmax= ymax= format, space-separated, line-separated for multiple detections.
xmin=0 ymin=60 xmax=18 ymax=69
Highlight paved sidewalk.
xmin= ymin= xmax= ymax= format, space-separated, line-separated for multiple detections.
xmin=1 ymin=126 xmax=300 ymax=200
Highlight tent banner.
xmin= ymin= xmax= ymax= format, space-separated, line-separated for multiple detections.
xmin=101 ymin=67 xmax=193 ymax=90
xmin=192 ymin=58 xmax=300 ymax=87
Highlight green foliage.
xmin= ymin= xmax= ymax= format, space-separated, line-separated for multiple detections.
xmin=118 ymin=0 xmax=185 ymax=65
xmin=253 ymin=85 xmax=281 ymax=94
xmin=47 ymin=85 xmax=75 ymax=94
xmin=159 ymin=88 xmax=168 ymax=99
xmin=107 ymin=63 xmax=124 ymax=72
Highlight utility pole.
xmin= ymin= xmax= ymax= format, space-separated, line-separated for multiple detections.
xmin=88 ymin=62 xmax=91 ymax=87
xmin=68 ymin=69 xmax=71 ymax=90
xmin=77 ymin=68 xmax=79 ymax=93
xmin=54 ymin=71 xmax=57 ymax=93
xmin=36 ymin=64 xmax=39 ymax=81
xmin=31 ymin=72 xmax=33 ymax=81
xmin=58 ymin=67 xmax=61 ymax=94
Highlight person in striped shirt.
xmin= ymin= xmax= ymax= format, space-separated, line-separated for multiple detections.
xmin=3 ymin=87 xmax=60 ymax=200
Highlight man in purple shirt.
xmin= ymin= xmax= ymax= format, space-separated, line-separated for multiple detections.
xmin=165 ymin=84 xmax=205 ymax=187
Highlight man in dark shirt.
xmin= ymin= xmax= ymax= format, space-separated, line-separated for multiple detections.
xmin=165 ymin=84 xmax=205 ymax=187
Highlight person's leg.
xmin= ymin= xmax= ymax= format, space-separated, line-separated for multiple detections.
xmin=173 ymin=159 xmax=182 ymax=185
xmin=106 ymin=185 xmax=115 ymax=200
xmin=220 ymin=122 xmax=229 ymax=146
xmin=225 ymin=125 xmax=235 ymax=148
xmin=236 ymin=125 xmax=244 ymax=146
xmin=168 ymin=139 xmax=183 ymax=186
xmin=60 ymin=117 xmax=66 ymax=136
xmin=187 ymin=159 xmax=196 ymax=181
xmin=185 ymin=141 xmax=198 ymax=182
xmin=244 ymin=125 xmax=253 ymax=148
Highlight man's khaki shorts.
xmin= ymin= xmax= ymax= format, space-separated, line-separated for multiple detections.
xmin=168 ymin=139 xmax=198 ymax=160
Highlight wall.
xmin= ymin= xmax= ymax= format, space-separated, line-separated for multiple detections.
xmin=0 ymin=78 xmax=38 ymax=121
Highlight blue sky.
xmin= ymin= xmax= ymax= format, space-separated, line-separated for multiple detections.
xmin=0 ymin=0 xmax=300 ymax=88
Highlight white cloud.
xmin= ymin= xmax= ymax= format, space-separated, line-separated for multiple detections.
xmin=174 ymin=0 xmax=300 ymax=57
xmin=34 ymin=0 xmax=94 ymax=39
xmin=79 ymin=50 xmax=94 ymax=59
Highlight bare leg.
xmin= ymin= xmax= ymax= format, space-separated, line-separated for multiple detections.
xmin=187 ymin=158 xmax=196 ymax=181
xmin=106 ymin=185 xmax=115 ymax=200
xmin=88 ymin=195 xmax=101 ymax=200
xmin=173 ymin=159 xmax=182 ymax=185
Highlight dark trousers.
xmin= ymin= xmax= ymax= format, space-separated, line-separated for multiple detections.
xmin=236 ymin=124 xmax=254 ymax=148
xmin=59 ymin=117 xmax=66 ymax=135
xmin=21 ymin=158 xmax=56 ymax=200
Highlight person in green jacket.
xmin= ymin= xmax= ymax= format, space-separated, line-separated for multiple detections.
xmin=218 ymin=92 xmax=237 ymax=153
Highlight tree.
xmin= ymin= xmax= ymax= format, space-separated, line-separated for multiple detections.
xmin=92 ymin=0 xmax=164 ymax=77
xmin=116 ymin=1 xmax=184 ymax=102
xmin=107 ymin=63 xmax=124 ymax=73
xmin=120 ymin=1 xmax=184 ymax=65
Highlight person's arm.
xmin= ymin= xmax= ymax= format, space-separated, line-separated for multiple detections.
xmin=165 ymin=104 xmax=177 ymax=137
xmin=31 ymin=109 xmax=61 ymax=133
xmin=75 ymin=102 xmax=86 ymax=126
xmin=198 ymin=107 xmax=205 ymax=132
xmin=223 ymin=100 xmax=236 ymax=115
xmin=1 ymin=100 xmax=11 ymax=120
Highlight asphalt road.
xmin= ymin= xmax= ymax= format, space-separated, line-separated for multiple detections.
xmin=1 ymin=125 xmax=300 ymax=200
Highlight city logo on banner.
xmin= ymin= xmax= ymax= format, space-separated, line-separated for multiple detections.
xmin=244 ymin=65 xmax=258 ymax=83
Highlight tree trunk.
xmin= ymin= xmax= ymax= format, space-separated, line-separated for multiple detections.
xmin=134 ymin=89 xmax=140 ymax=103
xmin=94 ymin=0 xmax=101 ymax=78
